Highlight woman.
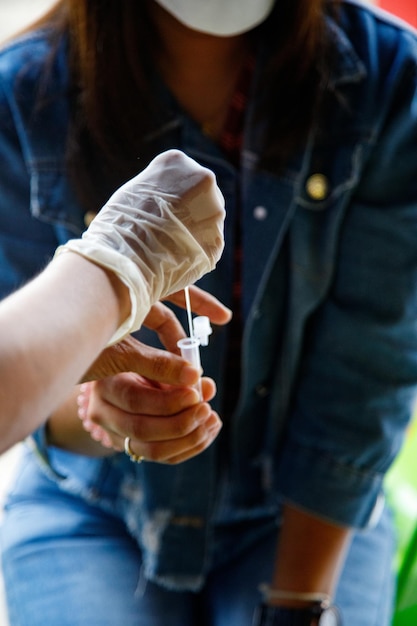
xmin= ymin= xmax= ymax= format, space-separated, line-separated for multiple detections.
xmin=1 ymin=1 xmax=417 ymax=624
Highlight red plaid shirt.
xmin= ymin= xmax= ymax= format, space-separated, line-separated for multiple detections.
xmin=218 ymin=55 xmax=255 ymax=419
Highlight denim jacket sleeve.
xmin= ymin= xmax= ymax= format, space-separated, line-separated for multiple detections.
xmin=276 ymin=12 xmax=417 ymax=528
xmin=0 ymin=32 xmax=94 ymax=478
xmin=0 ymin=53 xmax=52 ymax=296
xmin=0 ymin=31 xmax=85 ymax=301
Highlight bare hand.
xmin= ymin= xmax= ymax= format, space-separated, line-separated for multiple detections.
xmin=78 ymin=374 xmax=222 ymax=464
xmin=82 ymin=285 xmax=231 ymax=384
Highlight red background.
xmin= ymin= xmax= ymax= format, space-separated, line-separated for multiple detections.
xmin=378 ymin=0 xmax=417 ymax=27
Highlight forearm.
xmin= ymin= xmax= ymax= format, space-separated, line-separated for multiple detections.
xmin=269 ymin=502 xmax=352 ymax=607
xmin=0 ymin=252 xmax=130 ymax=452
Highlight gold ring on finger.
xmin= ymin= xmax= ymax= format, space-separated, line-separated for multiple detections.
xmin=124 ymin=436 xmax=145 ymax=463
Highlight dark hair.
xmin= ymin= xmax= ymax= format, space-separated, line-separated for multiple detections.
xmin=42 ymin=0 xmax=338 ymax=210
xmin=256 ymin=1 xmax=338 ymax=168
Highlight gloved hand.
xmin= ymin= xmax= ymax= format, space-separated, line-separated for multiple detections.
xmin=56 ymin=149 xmax=225 ymax=343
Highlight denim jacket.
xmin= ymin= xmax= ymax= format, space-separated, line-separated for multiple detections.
xmin=1 ymin=1 xmax=417 ymax=590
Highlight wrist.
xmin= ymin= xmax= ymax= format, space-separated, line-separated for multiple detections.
xmin=253 ymin=603 xmax=341 ymax=626
xmin=259 ymin=585 xmax=332 ymax=609
xmin=101 ymin=265 xmax=131 ymax=327
xmin=54 ymin=241 xmax=150 ymax=343
xmin=254 ymin=585 xmax=341 ymax=625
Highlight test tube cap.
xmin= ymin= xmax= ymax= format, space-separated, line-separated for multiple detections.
xmin=193 ymin=316 xmax=212 ymax=346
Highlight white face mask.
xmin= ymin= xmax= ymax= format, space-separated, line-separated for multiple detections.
xmin=153 ymin=0 xmax=275 ymax=36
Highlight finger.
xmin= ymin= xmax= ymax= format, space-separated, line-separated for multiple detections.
xmin=79 ymin=377 xmax=217 ymax=450
xmin=94 ymin=372 xmax=202 ymax=415
xmin=77 ymin=383 xmax=92 ymax=420
xmin=164 ymin=414 xmax=222 ymax=464
xmin=81 ymin=400 xmax=221 ymax=457
xmin=83 ymin=335 xmax=200 ymax=386
xmin=83 ymin=374 xmax=208 ymax=440
xmin=142 ymin=302 xmax=187 ymax=353
xmin=96 ymin=373 xmax=216 ymax=415
xmin=201 ymin=377 xmax=216 ymax=402
xmin=119 ymin=411 xmax=222 ymax=464
xmin=81 ymin=419 xmax=115 ymax=449
xmin=76 ymin=383 xmax=113 ymax=447
xmin=127 ymin=401 xmax=214 ymax=444
xmin=164 ymin=285 xmax=232 ymax=325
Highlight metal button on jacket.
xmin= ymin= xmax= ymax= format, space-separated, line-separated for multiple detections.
xmin=305 ymin=173 xmax=329 ymax=201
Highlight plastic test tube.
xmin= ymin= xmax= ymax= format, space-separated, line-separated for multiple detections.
xmin=177 ymin=337 xmax=202 ymax=399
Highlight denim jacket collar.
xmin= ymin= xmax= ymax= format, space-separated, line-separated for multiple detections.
xmin=326 ymin=12 xmax=368 ymax=87
xmin=20 ymin=10 xmax=368 ymax=200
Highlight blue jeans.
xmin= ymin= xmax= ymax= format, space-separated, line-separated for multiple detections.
xmin=0 ymin=450 xmax=395 ymax=626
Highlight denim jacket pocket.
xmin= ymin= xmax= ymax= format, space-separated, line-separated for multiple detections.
xmin=292 ymin=138 xmax=369 ymax=297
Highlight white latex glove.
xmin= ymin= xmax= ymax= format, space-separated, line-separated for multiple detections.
xmin=55 ymin=149 xmax=225 ymax=343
